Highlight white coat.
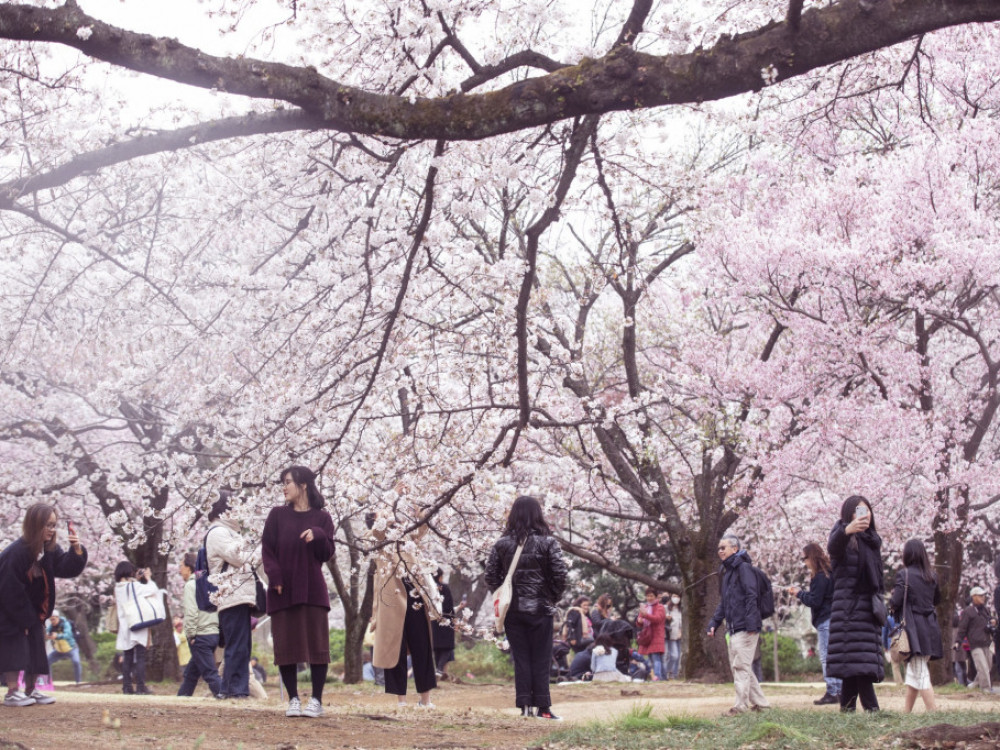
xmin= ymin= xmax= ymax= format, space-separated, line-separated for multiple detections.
xmin=204 ymin=517 xmax=265 ymax=612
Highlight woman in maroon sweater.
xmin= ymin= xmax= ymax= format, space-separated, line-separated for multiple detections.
xmin=262 ymin=466 xmax=336 ymax=718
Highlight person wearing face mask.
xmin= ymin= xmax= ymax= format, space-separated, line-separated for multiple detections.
xmin=664 ymin=594 xmax=683 ymax=680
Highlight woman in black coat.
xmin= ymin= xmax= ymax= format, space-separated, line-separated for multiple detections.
xmin=889 ymin=538 xmax=942 ymax=712
xmin=827 ymin=495 xmax=884 ymax=712
xmin=0 ymin=503 xmax=87 ymax=707
xmin=484 ymin=495 xmax=568 ymax=720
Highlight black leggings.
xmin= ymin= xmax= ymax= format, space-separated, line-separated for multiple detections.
xmin=279 ymin=663 xmax=328 ymax=702
xmin=384 ymin=590 xmax=437 ymax=696
xmin=840 ymin=676 xmax=879 ymax=712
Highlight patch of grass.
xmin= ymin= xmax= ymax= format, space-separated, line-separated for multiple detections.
xmin=616 ymin=703 xmax=713 ymax=733
xmin=544 ymin=708 xmax=999 ymax=749
xmin=451 ymin=639 xmax=515 ymax=681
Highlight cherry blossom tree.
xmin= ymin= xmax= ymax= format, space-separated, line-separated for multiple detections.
xmin=1 ymin=0 xmax=999 ymax=685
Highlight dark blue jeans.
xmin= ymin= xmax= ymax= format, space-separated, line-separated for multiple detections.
xmin=218 ymin=605 xmax=251 ymax=698
xmin=177 ymin=634 xmax=223 ymax=697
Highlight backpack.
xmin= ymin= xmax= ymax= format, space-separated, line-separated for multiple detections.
xmin=752 ymin=566 xmax=775 ymax=620
xmin=194 ymin=527 xmax=228 ymax=612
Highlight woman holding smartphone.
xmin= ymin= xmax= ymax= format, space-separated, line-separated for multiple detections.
xmin=0 ymin=504 xmax=87 ymax=707
xmin=827 ymin=495 xmax=884 ymax=712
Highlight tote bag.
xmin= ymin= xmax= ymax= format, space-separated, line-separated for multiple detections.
xmin=491 ymin=541 xmax=525 ymax=635
xmin=124 ymin=582 xmax=166 ymax=632
xmin=889 ymin=570 xmax=911 ymax=664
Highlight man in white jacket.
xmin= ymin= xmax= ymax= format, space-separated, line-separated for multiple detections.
xmin=205 ymin=493 xmax=263 ymax=700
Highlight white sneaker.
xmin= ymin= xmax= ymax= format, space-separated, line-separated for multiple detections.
xmin=285 ymin=697 xmax=302 ymax=717
xmin=28 ymin=689 xmax=55 ymax=705
xmin=3 ymin=691 xmax=36 ymax=707
xmin=301 ymin=697 xmax=324 ymax=718
xmin=415 ymin=701 xmax=435 ymax=709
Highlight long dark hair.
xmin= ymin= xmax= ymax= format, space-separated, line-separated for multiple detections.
xmin=803 ymin=542 xmax=832 ymax=577
xmin=22 ymin=503 xmax=57 ymax=558
xmin=902 ymin=539 xmax=935 ymax=583
xmin=504 ymin=495 xmax=551 ymax=542
xmin=839 ymin=495 xmax=877 ymax=533
xmin=281 ymin=466 xmax=325 ymax=510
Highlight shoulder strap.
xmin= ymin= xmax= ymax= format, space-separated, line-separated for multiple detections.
xmin=901 ymin=569 xmax=909 ymax=625
xmin=502 ymin=540 xmax=526 ymax=587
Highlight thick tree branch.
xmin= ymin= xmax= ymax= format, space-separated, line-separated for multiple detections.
xmin=0 ymin=0 xmax=996 ymax=140
xmin=556 ymin=535 xmax=681 ymax=594
xmin=0 ymin=109 xmax=323 ymax=208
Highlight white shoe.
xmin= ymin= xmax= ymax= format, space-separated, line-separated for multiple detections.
xmin=3 ymin=691 xmax=36 ymax=707
xmin=415 ymin=701 xmax=435 ymax=709
xmin=28 ymin=689 xmax=55 ymax=705
xmin=301 ymin=697 xmax=323 ymax=718
xmin=285 ymin=697 xmax=302 ymax=717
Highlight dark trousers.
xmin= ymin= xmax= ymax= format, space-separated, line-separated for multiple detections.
xmin=122 ymin=645 xmax=146 ymax=693
xmin=505 ymin=611 xmax=553 ymax=710
xmin=177 ymin=634 xmax=222 ymax=697
xmin=218 ymin=604 xmax=252 ymax=698
xmin=384 ymin=601 xmax=437 ymax=696
xmin=840 ymin=676 xmax=879 ymax=711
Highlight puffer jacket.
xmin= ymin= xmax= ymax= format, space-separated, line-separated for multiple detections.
xmin=826 ymin=521 xmax=885 ymax=681
xmin=484 ymin=531 xmax=568 ymax=617
xmin=707 ymin=550 xmax=762 ymax=635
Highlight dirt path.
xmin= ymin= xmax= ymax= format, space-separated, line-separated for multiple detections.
xmin=0 ymin=680 xmax=997 ymax=749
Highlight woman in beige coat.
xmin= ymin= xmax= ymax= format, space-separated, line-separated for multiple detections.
xmin=370 ymin=510 xmax=441 ymax=708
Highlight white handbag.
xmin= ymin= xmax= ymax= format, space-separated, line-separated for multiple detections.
xmin=492 ymin=541 xmax=525 ymax=634
xmin=123 ymin=581 xmax=166 ymax=632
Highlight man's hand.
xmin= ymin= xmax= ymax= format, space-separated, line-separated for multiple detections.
xmin=707 ymin=627 xmax=715 ymax=638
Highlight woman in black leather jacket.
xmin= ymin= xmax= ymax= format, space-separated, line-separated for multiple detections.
xmin=485 ymin=496 xmax=568 ymax=720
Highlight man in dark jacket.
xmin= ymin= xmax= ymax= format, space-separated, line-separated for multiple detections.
xmin=955 ymin=586 xmax=995 ymax=692
xmin=707 ymin=535 xmax=769 ymax=715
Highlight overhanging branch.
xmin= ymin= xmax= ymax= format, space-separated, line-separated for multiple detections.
xmin=0 ymin=0 xmax=996 ymax=140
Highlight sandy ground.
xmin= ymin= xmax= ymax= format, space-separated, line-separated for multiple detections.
xmin=0 ymin=679 xmax=997 ymax=749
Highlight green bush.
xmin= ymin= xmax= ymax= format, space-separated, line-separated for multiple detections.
xmin=760 ymin=632 xmax=818 ymax=681
xmin=451 ymin=638 xmax=515 ymax=681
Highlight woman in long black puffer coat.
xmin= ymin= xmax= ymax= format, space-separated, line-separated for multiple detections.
xmin=827 ymin=495 xmax=884 ymax=712
xmin=889 ymin=538 xmax=942 ymax=713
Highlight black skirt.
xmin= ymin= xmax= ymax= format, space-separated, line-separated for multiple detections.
xmin=271 ymin=605 xmax=330 ymax=666
xmin=0 ymin=620 xmax=48 ymax=675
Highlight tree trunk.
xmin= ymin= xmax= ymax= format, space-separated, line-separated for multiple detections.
xmin=932 ymin=526 xmax=964 ymax=686
xmin=338 ymin=562 xmax=375 ymax=684
xmin=448 ymin=569 xmax=488 ymax=633
xmin=683 ymin=553 xmax=730 ymax=681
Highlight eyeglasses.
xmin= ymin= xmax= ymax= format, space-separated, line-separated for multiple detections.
xmin=45 ymin=522 xmax=58 ymax=530
xmin=717 ymin=546 xmax=728 ymax=552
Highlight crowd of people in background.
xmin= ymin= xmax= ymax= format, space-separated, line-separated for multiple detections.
xmin=1 ymin=489 xmax=999 ymax=723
